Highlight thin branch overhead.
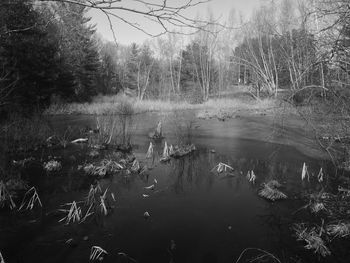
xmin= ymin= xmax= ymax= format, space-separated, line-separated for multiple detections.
xmin=40 ymin=0 xmax=224 ymax=39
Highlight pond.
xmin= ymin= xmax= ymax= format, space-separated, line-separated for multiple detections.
xmin=0 ymin=112 xmax=348 ymax=263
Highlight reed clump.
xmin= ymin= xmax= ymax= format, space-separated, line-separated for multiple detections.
xmin=43 ymin=160 xmax=62 ymax=172
xmin=0 ymin=181 xmax=16 ymax=210
xmin=88 ymin=97 xmax=135 ymax=150
xmin=79 ymin=152 xmax=143 ymax=178
xmin=326 ymin=222 xmax=350 ymax=238
xmin=18 ymin=187 xmax=42 ymax=211
xmin=80 ymin=159 xmax=123 ymax=177
xmin=293 ymin=223 xmax=331 ymax=257
xmin=258 ymin=180 xmax=287 ymax=201
xmin=91 ymin=115 xmax=119 ymax=146
xmin=59 ymin=184 xmax=115 ymax=225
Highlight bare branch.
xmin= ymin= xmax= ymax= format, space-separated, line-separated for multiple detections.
xmin=39 ymin=0 xmax=227 ymax=39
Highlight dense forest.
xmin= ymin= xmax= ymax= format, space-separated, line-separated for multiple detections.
xmin=0 ymin=0 xmax=349 ymax=112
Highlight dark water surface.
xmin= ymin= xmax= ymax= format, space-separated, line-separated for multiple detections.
xmin=0 ymin=113 xmax=347 ymax=263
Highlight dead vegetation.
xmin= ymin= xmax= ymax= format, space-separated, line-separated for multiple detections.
xmin=59 ymin=201 xmax=85 ymax=224
xmin=293 ymin=223 xmax=331 ymax=257
xmin=246 ymin=170 xmax=256 ymax=184
xmin=79 ymin=152 xmax=143 ymax=178
xmin=160 ymin=141 xmax=170 ymax=162
xmin=81 ymin=159 xmax=124 ymax=177
xmin=18 ymin=187 xmax=42 ymax=211
xmin=149 ymin=121 xmax=163 ymax=140
xmin=87 ymin=100 xmax=135 ymax=150
xmin=0 ymin=181 xmax=16 ymax=210
xmin=235 ymin=247 xmax=281 ymax=263
xmin=90 ymin=246 xmax=108 ymax=261
xmin=211 ymin=162 xmax=234 ymax=174
xmin=43 ymin=160 xmax=62 ymax=172
xmin=59 ymin=184 xmax=116 ymax=225
xmin=293 ymin=179 xmax=350 ymax=257
xmin=169 ymin=144 xmax=196 ymax=158
xmin=327 ymin=222 xmax=350 ymax=238
xmin=258 ymin=180 xmax=287 ymax=201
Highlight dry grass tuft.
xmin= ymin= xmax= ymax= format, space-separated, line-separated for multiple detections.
xmin=59 ymin=201 xmax=83 ymax=224
xmin=310 ymin=202 xmax=327 ymax=214
xmin=93 ymin=115 xmax=119 ymax=146
xmin=0 ymin=181 xmax=16 ymax=210
xmin=18 ymin=187 xmax=42 ymax=211
xmin=293 ymin=223 xmax=331 ymax=257
xmin=90 ymin=246 xmax=108 ymax=261
xmin=258 ymin=180 xmax=287 ymax=201
xmin=327 ymin=222 xmax=350 ymax=238
xmin=43 ymin=160 xmax=62 ymax=172
xmin=211 ymin=162 xmax=234 ymax=174
xmin=81 ymin=159 xmax=124 ymax=177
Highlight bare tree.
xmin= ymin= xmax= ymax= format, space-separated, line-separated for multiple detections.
xmin=156 ymin=33 xmax=184 ymax=97
xmin=39 ymin=0 xmax=219 ymax=42
xmin=233 ymin=5 xmax=280 ymax=98
xmin=136 ymin=44 xmax=154 ymax=100
xmin=215 ymin=8 xmax=237 ymax=95
xmin=191 ymin=10 xmax=219 ymax=101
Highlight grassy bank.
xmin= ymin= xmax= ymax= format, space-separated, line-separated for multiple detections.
xmin=44 ymin=94 xmax=280 ymax=116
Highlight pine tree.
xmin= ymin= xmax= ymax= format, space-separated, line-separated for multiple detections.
xmin=98 ymin=41 xmax=122 ymax=95
xmin=124 ymin=43 xmax=139 ymax=92
xmin=0 ymin=0 xmax=60 ymax=111
xmin=54 ymin=2 xmax=100 ymax=101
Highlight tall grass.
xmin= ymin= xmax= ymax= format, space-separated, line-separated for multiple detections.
xmin=92 ymin=115 xmax=119 ymax=146
xmin=44 ymin=94 xmax=278 ymax=115
xmin=89 ymin=98 xmax=135 ymax=148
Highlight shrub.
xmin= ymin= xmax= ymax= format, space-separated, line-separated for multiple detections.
xmin=1 ymin=113 xmax=52 ymax=152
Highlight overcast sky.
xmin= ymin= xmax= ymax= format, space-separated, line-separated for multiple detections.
xmin=89 ymin=0 xmax=263 ymax=45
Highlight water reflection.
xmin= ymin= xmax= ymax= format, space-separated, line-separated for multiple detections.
xmin=1 ymin=122 xmax=341 ymax=263
xmin=155 ymin=147 xmax=299 ymax=197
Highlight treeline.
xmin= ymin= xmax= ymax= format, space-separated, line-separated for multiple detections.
xmin=1 ymin=0 xmax=349 ymax=113
xmin=0 ymin=0 xmax=236 ymax=112
xmin=0 ymin=0 xmax=109 ymax=113
xmin=110 ymin=0 xmax=350 ymax=103
xmin=233 ymin=0 xmax=350 ymax=102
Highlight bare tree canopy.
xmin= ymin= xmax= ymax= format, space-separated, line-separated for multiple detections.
xmin=38 ymin=0 xmax=220 ymax=40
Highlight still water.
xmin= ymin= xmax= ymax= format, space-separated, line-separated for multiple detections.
xmin=0 ymin=113 xmax=346 ymax=263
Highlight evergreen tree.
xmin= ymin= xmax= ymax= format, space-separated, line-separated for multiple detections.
xmin=124 ymin=43 xmax=139 ymax=92
xmin=0 ymin=0 xmax=60 ymax=111
xmin=98 ymin=41 xmax=122 ymax=94
xmin=54 ymin=2 xmax=100 ymax=101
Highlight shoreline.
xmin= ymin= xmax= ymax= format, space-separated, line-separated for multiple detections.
xmin=44 ymin=96 xmax=280 ymax=116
